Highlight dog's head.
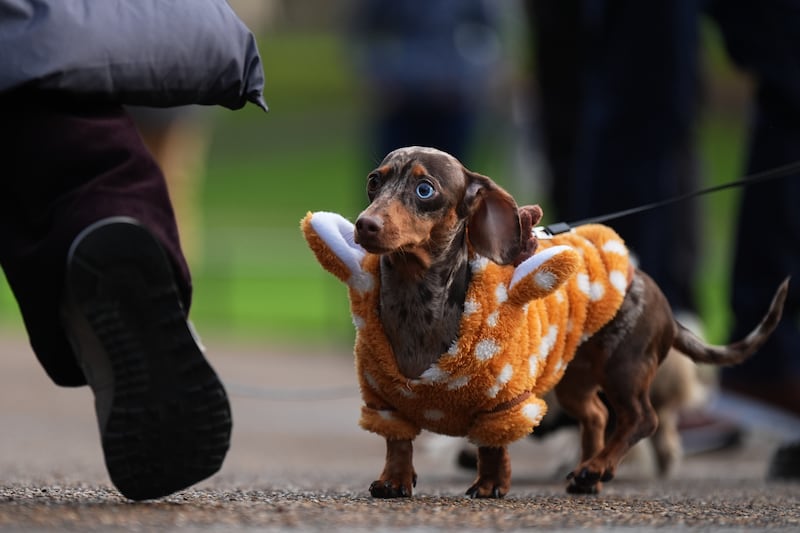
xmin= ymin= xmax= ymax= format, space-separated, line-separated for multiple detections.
xmin=354 ymin=146 xmax=541 ymax=269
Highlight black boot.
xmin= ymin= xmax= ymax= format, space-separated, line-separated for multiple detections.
xmin=61 ymin=217 xmax=232 ymax=500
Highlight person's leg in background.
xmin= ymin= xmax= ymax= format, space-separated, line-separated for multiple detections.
xmin=709 ymin=0 xmax=800 ymax=478
xmin=0 ymin=93 xmax=232 ymax=499
xmin=530 ymin=0 xmax=702 ymax=314
xmin=525 ymin=0 xmax=750 ymax=461
xmin=525 ymin=0 xmax=582 ymax=222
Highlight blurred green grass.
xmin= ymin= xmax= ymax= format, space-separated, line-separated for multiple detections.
xmin=0 ymin=24 xmax=751 ymax=347
xmin=189 ymin=30 xmax=365 ymax=344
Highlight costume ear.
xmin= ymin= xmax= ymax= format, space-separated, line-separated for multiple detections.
xmin=301 ymin=212 xmax=373 ymax=292
xmin=508 ymin=245 xmax=580 ymax=305
xmin=463 ymin=170 xmax=521 ymax=265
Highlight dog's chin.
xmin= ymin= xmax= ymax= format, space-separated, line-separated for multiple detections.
xmin=359 ymin=243 xmax=432 ymax=274
xmin=354 ymin=238 xmax=395 ymax=255
xmin=356 ymin=236 xmax=420 ymax=256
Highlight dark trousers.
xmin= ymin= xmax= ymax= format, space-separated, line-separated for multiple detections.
xmin=529 ymin=0 xmax=700 ymax=311
xmin=529 ymin=0 xmax=800 ymax=387
xmin=713 ymin=1 xmax=800 ymax=388
xmin=0 ymin=94 xmax=190 ymax=386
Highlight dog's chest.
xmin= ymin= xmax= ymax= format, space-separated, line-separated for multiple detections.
xmin=378 ymin=262 xmax=469 ymax=378
xmin=358 ymin=257 xmax=562 ymax=436
xmin=354 ymin=226 xmax=631 ymax=436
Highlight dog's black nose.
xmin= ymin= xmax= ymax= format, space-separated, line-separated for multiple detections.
xmin=356 ymin=215 xmax=382 ymax=237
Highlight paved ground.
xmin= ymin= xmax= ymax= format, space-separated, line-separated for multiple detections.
xmin=1 ymin=333 xmax=798 ymax=531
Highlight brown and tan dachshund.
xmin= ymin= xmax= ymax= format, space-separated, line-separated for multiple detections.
xmin=340 ymin=146 xmax=788 ymax=497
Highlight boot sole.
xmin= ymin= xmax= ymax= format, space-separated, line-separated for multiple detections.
xmin=64 ymin=217 xmax=232 ymax=500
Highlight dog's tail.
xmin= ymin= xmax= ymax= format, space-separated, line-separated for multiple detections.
xmin=674 ymin=277 xmax=790 ymax=365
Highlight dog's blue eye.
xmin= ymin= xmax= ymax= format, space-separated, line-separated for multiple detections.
xmin=367 ymin=173 xmax=382 ymax=197
xmin=416 ymin=181 xmax=435 ymax=199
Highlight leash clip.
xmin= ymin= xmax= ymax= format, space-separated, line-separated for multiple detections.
xmin=533 ymin=226 xmax=554 ymax=240
xmin=534 ymin=222 xmax=573 ymax=240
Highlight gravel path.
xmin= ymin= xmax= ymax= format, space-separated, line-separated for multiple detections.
xmin=2 ymin=481 xmax=798 ymax=532
xmin=1 ymin=335 xmax=798 ymax=531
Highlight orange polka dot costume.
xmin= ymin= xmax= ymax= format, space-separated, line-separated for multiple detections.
xmin=301 ymin=212 xmax=632 ymax=447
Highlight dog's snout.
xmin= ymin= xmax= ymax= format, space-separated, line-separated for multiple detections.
xmin=356 ymin=215 xmax=383 ymax=238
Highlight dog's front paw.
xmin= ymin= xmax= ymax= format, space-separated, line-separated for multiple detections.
xmin=566 ymin=467 xmax=609 ymax=495
xmin=465 ymin=446 xmax=511 ymax=498
xmin=465 ymin=478 xmax=508 ymax=499
xmin=369 ymin=474 xmax=416 ymax=498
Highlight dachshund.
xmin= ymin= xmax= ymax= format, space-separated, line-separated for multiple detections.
xmin=302 ymin=146 xmax=788 ymax=497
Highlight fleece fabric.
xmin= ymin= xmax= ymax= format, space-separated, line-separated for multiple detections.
xmin=302 ymin=212 xmax=631 ymax=447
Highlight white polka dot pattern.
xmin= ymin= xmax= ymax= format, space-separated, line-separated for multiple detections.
xmin=304 ymin=212 xmax=631 ymax=447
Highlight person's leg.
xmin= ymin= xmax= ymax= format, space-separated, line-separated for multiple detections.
xmin=531 ymin=0 xmax=701 ymax=311
xmin=0 ymin=93 xmax=232 ymax=499
xmin=708 ymin=0 xmax=800 ymax=416
xmin=0 ymin=94 xmax=191 ymax=385
xmin=527 ymin=0 xmax=582 ymax=219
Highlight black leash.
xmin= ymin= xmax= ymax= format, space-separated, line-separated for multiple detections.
xmin=540 ymin=159 xmax=800 ymax=236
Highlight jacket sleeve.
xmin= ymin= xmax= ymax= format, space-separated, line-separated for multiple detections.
xmin=0 ymin=0 xmax=265 ymax=110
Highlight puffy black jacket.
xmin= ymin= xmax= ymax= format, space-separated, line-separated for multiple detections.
xmin=0 ymin=0 xmax=266 ymax=110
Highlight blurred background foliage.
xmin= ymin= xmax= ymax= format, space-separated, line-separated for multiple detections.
xmin=0 ymin=1 xmax=752 ymax=349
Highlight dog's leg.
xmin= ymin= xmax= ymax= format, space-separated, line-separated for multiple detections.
xmin=588 ymin=382 xmax=659 ymax=481
xmin=570 ymin=278 xmax=672 ymax=490
xmin=650 ymin=405 xmax=681 ymax=477
xmin=647 ymin=349 xmax=697 ymax=478
xmin=558 ymin=272 xmax=671 ymax=494
xmin=369 ymin=439 xmax=417 ymax=498
xmin=555 ymin=368 xmax=609 ymax=494
xmin=465 ymin=446 xmax=511 ymax=498
xmin=566 ymin=347 xmax=661 ymax=494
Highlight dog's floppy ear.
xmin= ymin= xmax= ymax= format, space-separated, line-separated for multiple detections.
xmin=514 ymin=205 xmax=544 ymax=266
xmin=463 ymin=169 xmax=521 ymax=265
